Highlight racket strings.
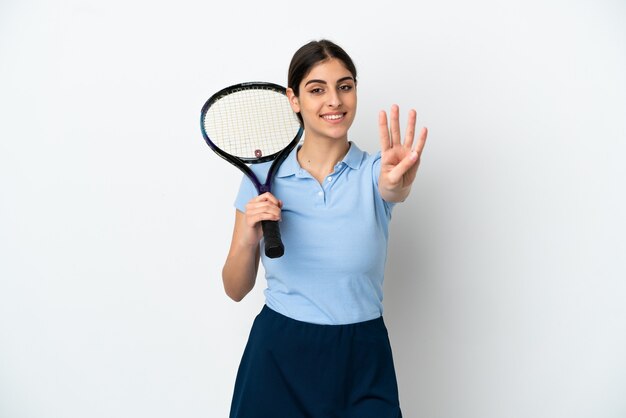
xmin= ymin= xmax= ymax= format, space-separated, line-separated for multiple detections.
xmin=205 ymin=88 xmax=300 ymax=160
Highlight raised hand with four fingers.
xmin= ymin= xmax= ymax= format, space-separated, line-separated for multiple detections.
xmin=378 ymin=104 xmax=428 ymax=202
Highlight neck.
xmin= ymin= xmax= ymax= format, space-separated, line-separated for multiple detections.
xmin=297 ymin=138 xmax=350 ymax=183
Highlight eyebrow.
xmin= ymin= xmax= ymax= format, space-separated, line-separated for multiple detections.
xmin=304 ymin=76 xmax=355 ymax=87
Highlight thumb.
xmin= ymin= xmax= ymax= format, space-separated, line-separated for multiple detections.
xmin=387 ymin=151 xmax=418 ymax=184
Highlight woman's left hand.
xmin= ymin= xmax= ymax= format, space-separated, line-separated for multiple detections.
xmin=378 ymin=104 xmax=428 ymax=202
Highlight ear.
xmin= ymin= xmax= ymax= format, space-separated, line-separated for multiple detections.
xmin=286 ymin=88 xmax=300 ymax=113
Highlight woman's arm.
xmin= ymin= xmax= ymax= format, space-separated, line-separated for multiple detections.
xmin=221 ymin=193 xmax=282 ymax=301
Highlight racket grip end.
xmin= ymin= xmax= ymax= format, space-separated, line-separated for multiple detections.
xmin=261 ymin=220 xmax=284 ymax=259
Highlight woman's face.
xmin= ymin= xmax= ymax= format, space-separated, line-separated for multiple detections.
xmin=288 ymin=58 xmax=357 ymax=142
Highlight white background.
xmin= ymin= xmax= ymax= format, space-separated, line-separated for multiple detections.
xmin=1 ymin=0 xmax=625 ymax=417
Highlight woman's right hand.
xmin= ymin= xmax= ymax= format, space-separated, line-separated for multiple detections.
xmin=241 ymin=192 xmax=283 ymax=247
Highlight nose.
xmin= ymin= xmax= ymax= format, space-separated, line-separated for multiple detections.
xmin=327 ymin=88 xmax=342 ymax=108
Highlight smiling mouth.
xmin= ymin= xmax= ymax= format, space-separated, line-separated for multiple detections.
xmin=321 ymin=113 xmax=346 ymax=121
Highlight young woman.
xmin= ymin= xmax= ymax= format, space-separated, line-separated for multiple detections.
xmin=223 ymin=39 xmax=428 ymax=418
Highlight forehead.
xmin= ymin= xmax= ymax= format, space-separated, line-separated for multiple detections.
xmin=302 ymin=58 xmax=353 ymax=83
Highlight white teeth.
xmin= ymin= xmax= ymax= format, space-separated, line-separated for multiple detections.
xmin=322 ymin=114 xmax=343 ymax=120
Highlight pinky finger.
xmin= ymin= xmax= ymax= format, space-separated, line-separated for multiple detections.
xmin=378 ymin=111 xmax=391 ymax=152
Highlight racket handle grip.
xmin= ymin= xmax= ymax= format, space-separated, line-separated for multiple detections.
xmin=261 ymin=220 xmax=284 ymax=259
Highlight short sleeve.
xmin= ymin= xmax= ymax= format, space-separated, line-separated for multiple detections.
xmin=234 ymin=174 xmax=257 ymax=213
xmin=371 ymin=151 xmax=396 ymax=216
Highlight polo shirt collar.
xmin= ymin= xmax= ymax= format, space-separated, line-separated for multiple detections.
xmin=343 ymin=141 xmax=364 ymax=170
xmin=276 ymin=141 xmax=365 ymax=178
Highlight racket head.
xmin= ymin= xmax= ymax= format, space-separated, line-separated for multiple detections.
xmin=200 ymin=82 xmax=303 ymax=166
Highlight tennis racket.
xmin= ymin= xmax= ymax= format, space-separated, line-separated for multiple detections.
xmin=200 ymin=82 xmax=303 ymax=259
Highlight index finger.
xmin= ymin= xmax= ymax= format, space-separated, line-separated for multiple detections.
xmin=414 ymin=126 xmax=428 ymax=155
xmin=254 ymin=192 xmax=280 ymax=206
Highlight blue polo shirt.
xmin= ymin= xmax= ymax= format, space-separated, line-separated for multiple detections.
xmin=234 ymin=142 xmax=395 ymax=325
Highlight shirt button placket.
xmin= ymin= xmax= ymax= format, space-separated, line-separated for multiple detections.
xmin=321 ymin=174 xmax=336 ymax=206
xmin=315 ymin=188 xmax=325 ymax=207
